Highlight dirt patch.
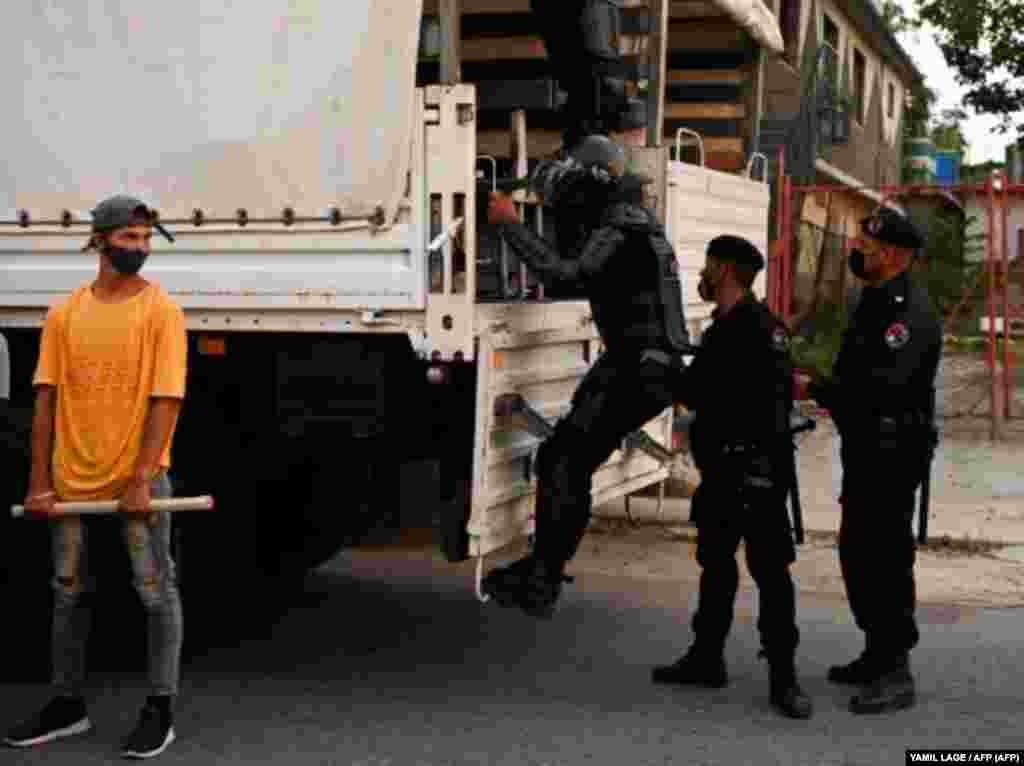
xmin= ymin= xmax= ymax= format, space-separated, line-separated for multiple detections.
xmin=583 ymin=355 xmax=1024 ymax=610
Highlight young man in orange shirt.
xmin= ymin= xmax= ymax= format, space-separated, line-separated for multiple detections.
xmin=4 ymin=195 xmax=187 ymax=759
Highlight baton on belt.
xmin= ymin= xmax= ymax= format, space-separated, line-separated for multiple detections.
xmin=11 ymin=496 xmax=215 ymax=518
xmin=917 ymin=425 xmax=938 ymax=545
xmin=788 ymin=416 xmax=816 ymax=545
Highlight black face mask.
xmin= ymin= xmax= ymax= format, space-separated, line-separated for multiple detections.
xmin=105 ymin=245 xmax=148 ymax=276
xmin=697 ymin=264 xmax=723 ymax=302
xmin=848 ymin=249 xmax=869 ymax=280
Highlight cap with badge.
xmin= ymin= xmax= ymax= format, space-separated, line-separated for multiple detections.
xmin=706 ymin=234 xmax=765 ymax=271
xmin=859 ymin=207 xmax=923 ymax=251
xmin=91 ymin=195 xmax=174 ymax=243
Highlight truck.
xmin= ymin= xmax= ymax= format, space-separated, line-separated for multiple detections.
xmin=0 ymin=0 xmax=781 ymax=591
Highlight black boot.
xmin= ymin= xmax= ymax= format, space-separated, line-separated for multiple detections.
xmin=651 ymin=645 xmax=728 ymax=688
xmin=849 ymin=660 xmax=916 ymax=715
xmin=481 ymin=555 xmax=569 ymax=619
xmin=769 ymin=664 xmax=814 ymax=720
xmin=827 ymin=651 xmax=879 ymax=685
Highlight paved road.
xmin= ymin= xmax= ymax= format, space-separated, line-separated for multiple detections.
xmin=2 ymin=542 xmax=1023 ymax=766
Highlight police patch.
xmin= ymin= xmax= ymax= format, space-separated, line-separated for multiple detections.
xmin=772 ymin=327 xmax=790 ymax=352
xmin=884 ymin=321 xmax=910 ymax=349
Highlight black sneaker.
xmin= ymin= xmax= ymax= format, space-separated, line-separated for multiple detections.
xmin=481 ymin=555 xmax=569 ymax=619
xmin=4 ymin=696 xmax=92 ymax=747
xmin=120 ymin=698 xmax=175 ymax=760
xmin=827 ymin=652 xmax=878 ymax=685
xmin=651 ymin=647 xmax=729 ymax=688
xmin=849 ymin=669 xmax=916 ymax=715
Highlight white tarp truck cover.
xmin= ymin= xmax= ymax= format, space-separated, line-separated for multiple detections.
xmin=0 ymin=0 xmax=423 ymax=224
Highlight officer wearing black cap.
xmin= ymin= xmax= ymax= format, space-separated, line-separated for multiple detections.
xmin=651 ymin=235 xmax=813 ymax=720
xmin=481 ymin=135 xmax=690 ymax=618
xmin=807 ymin=206 xmax=941 ymax=714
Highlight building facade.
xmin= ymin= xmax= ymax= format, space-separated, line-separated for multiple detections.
xmin=757 ymin=0 xmax=922 ymax=313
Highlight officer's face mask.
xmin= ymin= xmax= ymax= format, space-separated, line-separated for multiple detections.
xmin=848 ymin=246 xmax=885 ymax=282
xmin=848 ymin=249 xmax=869 ymax=280
xmin=697 ymin=261 xmax=726 ymax=302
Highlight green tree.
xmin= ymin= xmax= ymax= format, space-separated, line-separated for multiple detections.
xmin=904 ymin=81 xmax=937 ymax=138
xmin=930 ymin=107 xmax=969 ymax=151
xmin=881 ymin=0 xmax=921 ymax=34
xmin=915 ymin=0 xmax=1024 ymax=136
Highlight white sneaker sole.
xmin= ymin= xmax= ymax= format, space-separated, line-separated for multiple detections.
xmin=4 ymin=717 xmax=93 ymax=747
xmin=121 ymin=726 xmax=176 ymax=760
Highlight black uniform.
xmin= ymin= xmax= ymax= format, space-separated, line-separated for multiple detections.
xmin=495 ymin=197 xmax=688 ymax=574
xmin=529 ymin=0 xmax=643 ymax=149
xmin=810 ymin=268 xmax=941 ymax=672
xmin=677 ymin=294 xmax=800 ymax=664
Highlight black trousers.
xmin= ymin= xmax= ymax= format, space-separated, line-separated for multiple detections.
xmin=529 ymin=0 xmax=624 ymax=148
xmin=690 ymin=479 xmax=800 ymax=663
xmin=532 ymin=351 xmax=675 ymax=568
xmin=839 ymin=434 xmax=927 ymax=667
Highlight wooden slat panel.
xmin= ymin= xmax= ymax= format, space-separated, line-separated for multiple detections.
xmin=423 ymin=0 xmax=530 ymax=13
xmin=667 ymin=20 xmax=747 ymax=50
xmin=704 ymin=151 xmax=746 ymax=172
xmin=667 ymin=68 xmax=746 ymax=85
xmin=461 ymin=35 xmax=546 ymax=61
xmin=664 ymin=102 xmax=746 ymax=119
xmin=459 ymin=34 xmax=648 ymax=62
xmin=477 ymin=129 xmax=563 ymax=159
xmin=669 ymin=1 xmax=729 ymax=19
xmin=666 ymin=136 xmax=744 ymax=154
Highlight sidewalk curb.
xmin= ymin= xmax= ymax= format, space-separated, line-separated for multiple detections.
xmin=591 ymin=512 xmax=1024 ymax=554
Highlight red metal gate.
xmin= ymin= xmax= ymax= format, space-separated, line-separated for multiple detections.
xmin=771 ymin=166 xmax=1020 ymax=440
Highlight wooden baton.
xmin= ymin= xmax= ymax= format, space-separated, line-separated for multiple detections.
xmin=11 ymin=496 xmax=215 ymax=518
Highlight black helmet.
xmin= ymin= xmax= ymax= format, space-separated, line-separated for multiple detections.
xmin=528 ymin=135 xmax=626 ymax=209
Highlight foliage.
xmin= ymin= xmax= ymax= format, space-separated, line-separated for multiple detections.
xmin=903 ymin=80 xmax=937 ymax=139
xmin=909 ymin=207 xmax=984 ymax=317
xmin=931 ymin=108 xmax=970 ymax=152
xmin=790 ymin=300 xmax=847 ymax=379
xmin=914 ymin=0 xmax=1024 ymax=137
xmin=960 ymin=160 xmax=1006 ymax=183
xmin=881 ymin=0 xmax=922 ymax=35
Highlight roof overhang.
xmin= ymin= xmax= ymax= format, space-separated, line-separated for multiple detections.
xmin=709 ymin=0 xmax=785 ymax=54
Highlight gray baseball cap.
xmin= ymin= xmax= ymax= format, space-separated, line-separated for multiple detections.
xmin=90 ymin=195 xmax=174 ymax=243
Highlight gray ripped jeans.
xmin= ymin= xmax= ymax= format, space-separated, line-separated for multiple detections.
xmin=51 ymin=474 xmax=183 ymax=697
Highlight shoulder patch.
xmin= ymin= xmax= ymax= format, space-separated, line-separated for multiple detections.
xmin=884 ymin=321 xmax=910 ymax=350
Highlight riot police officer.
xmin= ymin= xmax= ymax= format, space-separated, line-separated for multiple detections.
xmin=481 ymin=135 xmax=690 ymax=618
xmin=807 ymin=207 xmax=941 ymax=714
xmin=651 ymin=235 xmax=813 ymax=720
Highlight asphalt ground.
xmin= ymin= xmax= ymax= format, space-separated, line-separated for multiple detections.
xmin=2 ymin=541 xmax=1022 ymax=766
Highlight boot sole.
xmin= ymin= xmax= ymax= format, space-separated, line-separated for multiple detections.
xmin=827 ymin=674 xmax=877 ymax=686
xmin=849 ymin=693 xmax=916 ymax=715
xmin=651 ymin=674 xmax=729 ymax=689
xmin=483 ymin=583 xmax=558 ymax=620
xmin=5 ymin=718 xmax=92 ymax=747
xmin=121 ymin=726 xmax=176 ymax=759
xmin=772 ymin=700 xmax=814 ymax=719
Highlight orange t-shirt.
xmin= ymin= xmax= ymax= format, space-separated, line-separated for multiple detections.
xmin=33 ymin=283 xmax=187 ymax=501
